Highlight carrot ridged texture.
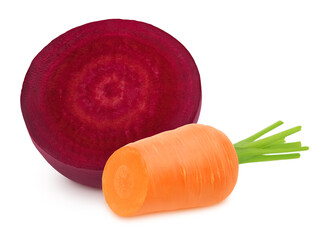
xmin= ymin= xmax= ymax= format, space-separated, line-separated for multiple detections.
xmin=102 ymin=124 xmax=239 ymax=216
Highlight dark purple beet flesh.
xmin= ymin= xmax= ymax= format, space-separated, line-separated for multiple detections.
xmin=21 ymin=19 xmax=201 ymax=188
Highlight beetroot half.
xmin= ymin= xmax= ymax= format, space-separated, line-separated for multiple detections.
xmin=21 ymin=19 xmax=201 ymax=188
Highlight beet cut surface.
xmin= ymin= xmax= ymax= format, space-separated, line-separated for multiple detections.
xmin=21 ymin=19 xmax=201 ymax=188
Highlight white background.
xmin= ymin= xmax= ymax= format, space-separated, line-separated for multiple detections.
xmin=1 ymin=1 xmax=320 ymax=239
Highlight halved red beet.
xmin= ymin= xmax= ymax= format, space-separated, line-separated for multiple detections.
xmin=21 ymin=19 xmax=201 ymax=188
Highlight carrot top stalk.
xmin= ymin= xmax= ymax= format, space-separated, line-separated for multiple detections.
xmin=234 ymin=121 xmax=309 ymax=164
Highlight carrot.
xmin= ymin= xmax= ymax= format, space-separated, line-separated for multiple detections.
xmin=102 ymin=121 xmax=308 ymax=216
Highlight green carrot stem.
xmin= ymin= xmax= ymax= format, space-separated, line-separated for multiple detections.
xmin=239 ymin=153 xmax=301 ymax=164
xmin=263 ymin=139 xmax=286 ymax=147
xmin=234 ymin=121 xmax=308 ymax=164
xmin=234 ymin=121 xmax=283 ymax=147
xmin=237 ymin=126 xmax=302 ymax=149
xmin=264 ymin=142 xmax=301 ymax=149
xmin=236 ymin=146 xmax=309 ymax=158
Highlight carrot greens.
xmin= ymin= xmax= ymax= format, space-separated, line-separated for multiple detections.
xmin=234 ymin=121 xmax=309 ymax=164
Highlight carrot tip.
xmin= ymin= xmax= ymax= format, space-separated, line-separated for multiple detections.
xmin=102 ymin=146 xmax=149 ymax=217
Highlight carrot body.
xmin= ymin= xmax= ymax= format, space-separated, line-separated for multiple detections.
xmin=103 ymin=121 xmax=308 ymax=216
xmin=102 ymin=124 xmax=238 ymax=216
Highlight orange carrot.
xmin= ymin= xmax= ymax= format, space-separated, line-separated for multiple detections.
xmin=102 ymin=121 xmax=308 ymax=216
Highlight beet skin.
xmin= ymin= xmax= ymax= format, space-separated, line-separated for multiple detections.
xmin=21 ymin=19 xmax=201 ymax=188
